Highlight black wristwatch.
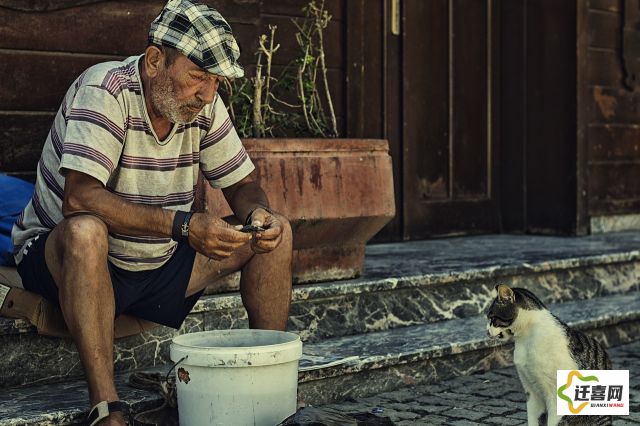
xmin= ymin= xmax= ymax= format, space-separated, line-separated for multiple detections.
xmin=172 ymin=211 xmax=193 ymax=242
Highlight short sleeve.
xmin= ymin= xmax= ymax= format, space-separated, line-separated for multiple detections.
xmin=59 ymin=85 xmax=126 ymax=185
xmin=200 ymin=96 xmax=254 ymax=188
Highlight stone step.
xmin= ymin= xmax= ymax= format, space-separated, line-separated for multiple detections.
xmin=297 ymin=291 xmax=640 ymax=404
xmin=1 ymin=292 xmax=638 ymax=425
xmin=1 ymin=233 xmax=639 ymax=388
xmin=195 ymin=232 xmax=640 ymax=343
xmin=315 ymin=341 xmax=640 ymax=425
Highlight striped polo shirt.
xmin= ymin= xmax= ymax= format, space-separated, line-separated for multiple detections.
xmin=12 ymin=55 xmax=254 ymax=271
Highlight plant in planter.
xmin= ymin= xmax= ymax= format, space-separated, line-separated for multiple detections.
xmin=223 ymin=0 xmax=337 ymax=139
xmin=199 ymin=0 xmax=395 ymax=285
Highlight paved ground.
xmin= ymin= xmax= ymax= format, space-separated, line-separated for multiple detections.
xmin=319 ymin=340 xmax=640 ymax=425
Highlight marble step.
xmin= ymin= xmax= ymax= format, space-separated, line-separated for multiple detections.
xmin=1 ymin=232 xmax=639 ymax=388
xmin=0 ymin=291 xmax=638 ymax=425
xmin=297 ymin=291 xmax=640 ymax=404
xmin=171 ymin=232 xmax=640 ymax=342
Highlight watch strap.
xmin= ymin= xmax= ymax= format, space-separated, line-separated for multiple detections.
xmin=172 ymin=211 xmax=192 ymax=242
xmin=181 ymin=211 xmax=193 ymax=239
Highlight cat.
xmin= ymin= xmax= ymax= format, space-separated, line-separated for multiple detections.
xmin=486 ymin=284 xmax=612 ymax=426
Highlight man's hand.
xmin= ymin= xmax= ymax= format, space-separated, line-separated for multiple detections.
xmin=187 ymin=213 xmax=252 ymax=260
xmin=221 ymin=175 xmax=283 ymax=254
xmin=246 ymin=208 xmax=284 ymax=254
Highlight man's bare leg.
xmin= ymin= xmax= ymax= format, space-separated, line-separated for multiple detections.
xmin=45 ymin=216 xmax=124 ymax=425
xmin=239 ymin=214 xmax=293 ymax=330
xmin=187 ymin=214 xmax=293 ymax=330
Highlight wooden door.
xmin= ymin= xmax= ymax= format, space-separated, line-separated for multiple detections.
xmin=402 ymin=0 xmax=500 ymax=238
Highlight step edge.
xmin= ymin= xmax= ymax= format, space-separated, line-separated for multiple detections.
xmin=1 ymin=251 xmax=637 ymax=334
xmin=0 ymin=395 xmax=164 ymax=426
xmin=194 ymin=251 xmax=640 ymax=312
xmin=3 ymin=315 xmax=637 ymax=425
xmin=2 ymin=306 xmax=638 ymax=424
xmin=298 ymin=310 xmax=640 ymax=382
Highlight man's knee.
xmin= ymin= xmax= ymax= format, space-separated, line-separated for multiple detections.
xmin=54 ymin=215 xmax=109 ymax=259
xmin=276 ymin=214 xmax=293 ymax=250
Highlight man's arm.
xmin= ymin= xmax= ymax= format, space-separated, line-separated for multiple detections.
xmin=221 ymin=174 xmax=270 ymax=225
xmin=63 ymin=170 xmax=173 ymax=237
xmin=63 ymin=170 xmax=251 ymax=259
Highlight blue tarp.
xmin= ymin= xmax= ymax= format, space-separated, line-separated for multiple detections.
xmin=0 ymin=175 xmax=34 ymax=266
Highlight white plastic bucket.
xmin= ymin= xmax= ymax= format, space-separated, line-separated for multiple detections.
xmin=170 ymin=329 xmax=302 ymax=426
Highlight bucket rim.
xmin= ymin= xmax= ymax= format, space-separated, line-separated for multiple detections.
xmin=171 ymin=329 xmax=301 ymax=351
xmin=170 ymin=329 xmax=302 ymax=367
xmin=169 ymin=329 xmax=302 ymax=368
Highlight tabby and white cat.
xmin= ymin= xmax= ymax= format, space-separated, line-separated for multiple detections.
xmin=486 ymin=284 xmax=612 ymax=426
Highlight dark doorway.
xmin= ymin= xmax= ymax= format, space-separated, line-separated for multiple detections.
xmin=401 ymin=0 xmax=501 ymax=238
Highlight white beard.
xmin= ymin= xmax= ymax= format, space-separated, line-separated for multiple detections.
xmin=150 ymin=72 xmax=202 ymax=124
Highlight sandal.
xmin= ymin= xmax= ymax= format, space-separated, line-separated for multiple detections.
xmin=86 ymin=400 xmax=131 ymax=426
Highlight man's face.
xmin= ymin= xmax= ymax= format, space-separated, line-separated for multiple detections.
xmin=150 ymin=53 xmax=223 ymax=124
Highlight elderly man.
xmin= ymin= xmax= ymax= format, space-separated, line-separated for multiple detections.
xmin=11 ymin=1 xmax=292 ymax=424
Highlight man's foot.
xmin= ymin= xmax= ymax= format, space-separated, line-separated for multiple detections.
xmin=97 ymin=412 xmax=126 ymax=426
xmin=88 ymin=400 xmax=129 ymax=426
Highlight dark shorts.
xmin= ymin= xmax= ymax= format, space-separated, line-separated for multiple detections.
xmin=17 ymin=232 xmax=202 ymax=329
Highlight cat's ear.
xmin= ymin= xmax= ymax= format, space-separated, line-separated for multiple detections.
xmin=496 ymin=284 xmax=515 ymax=303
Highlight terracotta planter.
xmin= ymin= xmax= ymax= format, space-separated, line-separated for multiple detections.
xmin=200 ymin=139 xmax=395 ymax=284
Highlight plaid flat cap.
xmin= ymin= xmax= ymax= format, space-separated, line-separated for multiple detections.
xmin=149 ymin=0 xmax=244 ymax=78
